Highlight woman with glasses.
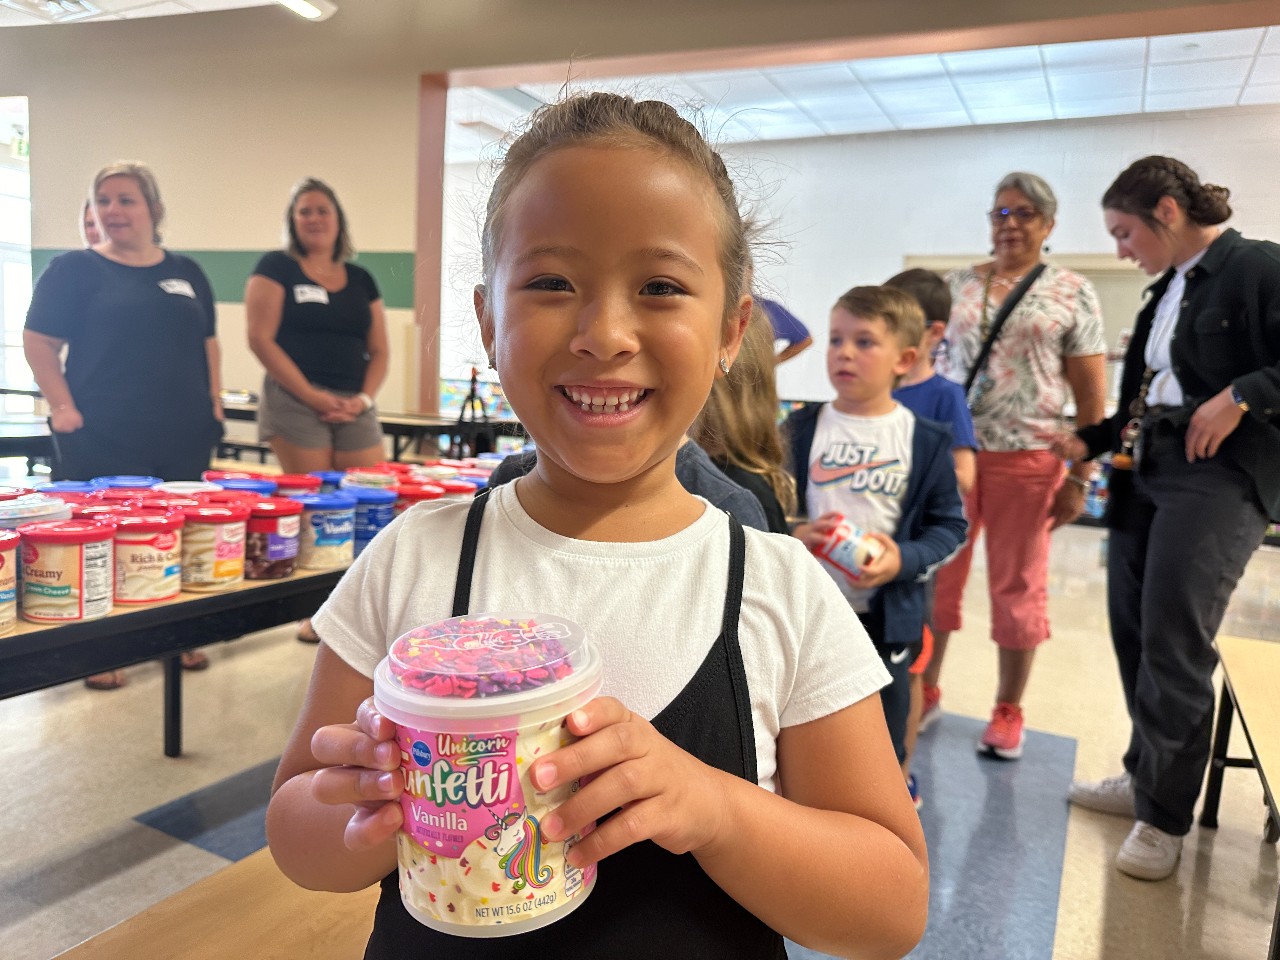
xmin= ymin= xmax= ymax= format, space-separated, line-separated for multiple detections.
xmin=923 ymin=172 xmax=1107 ymax=761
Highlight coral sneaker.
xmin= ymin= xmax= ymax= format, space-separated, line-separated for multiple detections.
xmin=919 ymin=682 xmax=942 ymax=732
xmin=978 ymin=702 xmax=1024 ymax=759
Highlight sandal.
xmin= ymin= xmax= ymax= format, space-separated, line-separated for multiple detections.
xmin=180 ymin=650 xmax=210 ymax=671
xmin=85 ymin=670 xmax=126 ymax=691
xmin=296 ymin=619 xmax=320 ymax=644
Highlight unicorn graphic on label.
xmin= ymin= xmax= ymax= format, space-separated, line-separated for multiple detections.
xmin=485 ymin=808 xmax=553 ymax=892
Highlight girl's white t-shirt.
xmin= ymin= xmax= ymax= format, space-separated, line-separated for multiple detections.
xmin=313 ymin=481 xmax=890 ymax=793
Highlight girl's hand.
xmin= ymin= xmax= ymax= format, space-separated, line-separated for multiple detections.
xmin=792 ymin=511 xmax=843 ymax=552
xmin=308 ymin=697 xmax=404 ymax=851
xmin=1186 ymin=387 xmax=1246 ymax=462
xmin=854 ymin=531 xmax=901 ymax=588
xmin=1045 ymin=431 xmax=1087 ymax=463
xmin=1048 ymin=480 xmax=1086 ymax=530
xmin=50 ymin=406 xmax=83 ymax=433
xmin=529 ymin=698 xmax=731 ymax=866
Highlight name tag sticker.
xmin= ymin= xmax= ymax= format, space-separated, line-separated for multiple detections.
xmin=294 ymin=284 xmax=330 ymax=305
xmin=158 ymin=279 xmax=197 ymax=298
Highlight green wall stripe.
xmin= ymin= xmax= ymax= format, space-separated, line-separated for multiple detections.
xmin=30 ymin=248 xmax=416 ymax=310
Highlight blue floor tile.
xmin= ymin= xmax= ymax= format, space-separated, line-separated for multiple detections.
xmin=134 ymin=757 xmax=279 ymax=862
xmin=789 ymin=716 xmax=1076 ymax=960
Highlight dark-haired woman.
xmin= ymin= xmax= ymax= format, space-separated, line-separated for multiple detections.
xmin=1055 ymin=156 xmax=1280 ymax=882
xmin=246 ymin=178 xmax=388 ymax=475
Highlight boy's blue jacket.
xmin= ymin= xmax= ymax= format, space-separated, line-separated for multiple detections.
xmin=784 ymin=403 xmax=968 ymax=647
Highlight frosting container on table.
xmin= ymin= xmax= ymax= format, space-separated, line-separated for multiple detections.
xmin=350 ymin=487 xmax=397 ymax=556
xmin=180 ymin=504 xmax=249 ymax=592
xmin=0 ymin=494 xmax=74 ymax=529
xmin=272 ymin=473 xmax=322 ymax=497
xmin=18 ymin=518 xmax=116 ymax=622
xmin=218 ymin=477 xmax=279 ymax=497
xmin=113 ymin=509 xmax=184 ymax=603
xmin=309 ymin=470 xmax=345 ymax=494
xmin=434 ymin=478 xmax=478 ymax=501
xmin=294 ymin=492 xmax=356 ymax=570
xmin=244 ymin=497 xmax=302 ymax=580
xmin=340 ymin=467 xmax=399 ymax=490
xmin=153 ymin=480 xmax=223 ymax=496
xmin=0 ymin=528 xmax=19 ymax=635
xmin=373 ymin=613 xmax=602 ymax=938
xmin=394 ymin=482 xmax=445 ymax=514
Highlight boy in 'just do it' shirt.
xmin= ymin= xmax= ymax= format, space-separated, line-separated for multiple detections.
xmin=786 ymin=285 xmax=967 ymax=803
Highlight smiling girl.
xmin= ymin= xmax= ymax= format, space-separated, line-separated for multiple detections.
xmin=267 ymin=94 xmax=928 ymax=959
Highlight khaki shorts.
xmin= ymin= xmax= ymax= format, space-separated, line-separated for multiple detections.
xmin=258 ymin=377 xmax=384 ymax=452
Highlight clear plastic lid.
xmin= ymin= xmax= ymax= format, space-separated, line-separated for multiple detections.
xmin=375 ymin=613 xmax=600 ymax=722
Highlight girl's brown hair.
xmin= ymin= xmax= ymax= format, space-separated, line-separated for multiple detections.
xmin=1102 ymin=156 xmax=1232 ymax=229
xmin=690 ymin=303 xmax=796 ymax=516
xmin=480 ymin=92 xmax=751 ymax=329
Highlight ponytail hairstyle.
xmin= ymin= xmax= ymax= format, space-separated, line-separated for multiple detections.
xmin=690 ymin=303 xmax=796 ymax=516
xmin=480 ymin=92 xmax=752 ymax=333
xmin=1102 ymin=156 xmax=1232 ymax=230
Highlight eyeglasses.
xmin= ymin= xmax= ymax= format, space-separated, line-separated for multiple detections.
xmin=989 ymin=206 xmax=1041 ymax=225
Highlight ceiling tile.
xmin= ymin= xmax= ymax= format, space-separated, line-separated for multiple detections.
xmin=1040 ymin=37 xmax=1147 ymax=73
xmin=1238 ymin=82 xmax=1280 ymax=106
xmin=956 ymin=76 xmax=1051 ymax=110
xmin=851 ymin=53 xmax=947 ymax=83
xmin=730 ymin=115 xmax=826 ymax=143
xmin=685 ymin=71 xmax=789 ymax=111
xmin=0 ymin=7 xmax=43 ymax=24
xmin=967 ymin=103 xmax=1056 ymax=124
xmin=116 ymin=2 xmax=194 ymax=18
xmin=1148 ymin=28 xmax=1264 ymax=63
xmin=185 ymin=0 xmax=272 ymax=10
xmin=1054 ymin=96 xmax=1144 ymax=119
xmin=1262 ymin=27 xmax=1280 ymax=56
xmin=765 ymin=63 xmax=858 ymax=99
xmin=892 ymin=109 xmax=973 ymax=130
xmin=942 ymin=45 xmax=1043 ymax=81
xmin=1144 ymin=88 xmax=1240 ymax=111
xmin=1146 ymin=58 xmax=1252 ymax=93
xmin=792 ymin=88 xmax=882 ymax=118
xmin=1049 ymin=68 xmax=1144 ymax=103
xmin=870 ymin=82 xmax=966 ymax=115
xmin=1248 ymin=55 xmax=1280 ymax=85
xmin=818 ymin=115 xmax=898 ymax=136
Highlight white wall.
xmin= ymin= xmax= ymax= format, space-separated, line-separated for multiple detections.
xmin=719 ymin=105 xmax=1280 ymax=400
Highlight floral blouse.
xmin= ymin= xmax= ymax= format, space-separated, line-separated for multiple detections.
xmin=937 ymin=264 xmax=1106 ymax=452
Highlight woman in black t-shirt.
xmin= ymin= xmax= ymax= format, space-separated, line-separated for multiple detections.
xmin=246 ymin=178 xmax=389 ymax=474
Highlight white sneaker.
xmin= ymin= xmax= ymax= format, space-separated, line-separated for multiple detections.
xmin=1068 ymin=771 xmax=1136 ymax=817
xmin=1116 ymin=821 xmax=1183 ymax=881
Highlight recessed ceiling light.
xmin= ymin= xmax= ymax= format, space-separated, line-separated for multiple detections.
xmin=0 ymin=0 xmax=98 ymax=22
xmin=274 ymin=0 xmax=336 ymax=21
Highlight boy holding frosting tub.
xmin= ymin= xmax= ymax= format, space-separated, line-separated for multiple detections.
xmin=268 ymin=94 xmax=927 ymax=958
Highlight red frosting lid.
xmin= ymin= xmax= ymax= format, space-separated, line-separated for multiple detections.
xmin=435 ymin=478 xmax=477 ymax=494
xmin=17 ymin=517 xmax=117 ymax=543
xmin=0 ymin=486 xmax=33 ymax=501
xmin=202 ymin=469 xmax=264 ymax=482
xmin=113 ymin=508 xmax=185 ymax=533
xmin=249 ymin=496 xmax=304 ymax=518
xmin=396 ymin=482 xmax=446 ymax=501
xmin=272 ymin=473 xmax=322 ymax=490
xmin=182 ymin=504 xmax=251 ymax=523
xmin=0 ymin=529 xmax=20 ymax=548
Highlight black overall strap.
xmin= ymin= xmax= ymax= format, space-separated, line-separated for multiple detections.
xmin=450 ymin=487 xmax=492 ymax=617
xmin=720 ymin=516 xmax=755 ymax=783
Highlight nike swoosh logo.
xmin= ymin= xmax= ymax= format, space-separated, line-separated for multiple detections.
xmin=889 ymin=648 xmax=911 ymax=665
xmin=810 ymin=459 xmax=901 ymax=485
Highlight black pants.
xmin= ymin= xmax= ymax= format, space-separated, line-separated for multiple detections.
xmin=858 ymin=605 xmax=918 ymax=765
xmin=51 ymin=417 xmax=221 ymax=482
xmin=1108 ymin=423 xmax=1269 ymax=835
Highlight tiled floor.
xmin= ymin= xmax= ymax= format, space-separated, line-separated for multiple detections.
xmin=1 ymin=524 xmax=1278 ymax=959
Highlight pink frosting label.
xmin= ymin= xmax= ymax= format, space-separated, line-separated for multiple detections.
xmin=398 ymin=724 xmax=523 ymax=855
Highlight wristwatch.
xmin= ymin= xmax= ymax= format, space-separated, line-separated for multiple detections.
xmin=1230 ymin=385 xmax=1250 ymax=413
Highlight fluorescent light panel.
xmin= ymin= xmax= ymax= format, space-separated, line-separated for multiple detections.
xmin=274 ymin=0 xmax=334 ymax=20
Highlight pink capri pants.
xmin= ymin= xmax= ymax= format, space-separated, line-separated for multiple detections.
xmin=933 ymin=449 xmax=1065 ymax=650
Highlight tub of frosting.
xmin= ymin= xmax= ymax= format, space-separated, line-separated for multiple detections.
xmin=373 ymin=614 xmax=602 ymax=937
xmin=0 ymin=528 xmax=19 ymax=635
xmin=294 ymin=492 xmax=356 ymax=570
xmin=180 ymin=504 xmax=249 ymax=592
xmin=113 ymin=509 xmax=184 ymax=603
xmin=18 ymin=517 xmax=116 ymax=622
xmin=245 ymin=497 xmax=302 ymax=580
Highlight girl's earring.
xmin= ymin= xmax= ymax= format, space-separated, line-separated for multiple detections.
xmin=487 ymin=356 xmax=497 ymax=370
xmin=1043 ymin=243 xmax=1051 ymax=254
xmin=719 ymin=357 xmax=730 ymax=375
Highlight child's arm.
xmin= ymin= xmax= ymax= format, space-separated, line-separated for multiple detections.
xmin=894 ymin=443 xmax=967 ymax=583
xmin=266 ymin=645 xmax=403 ymax=891
xmin=531 ymin=695 xmax=927 ymax=959
xmin=953 ymin=446 xmax=976 ymax=494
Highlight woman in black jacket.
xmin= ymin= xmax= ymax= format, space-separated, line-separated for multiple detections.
xmin=1055 ymin=156 xmax=1279 ymax=882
